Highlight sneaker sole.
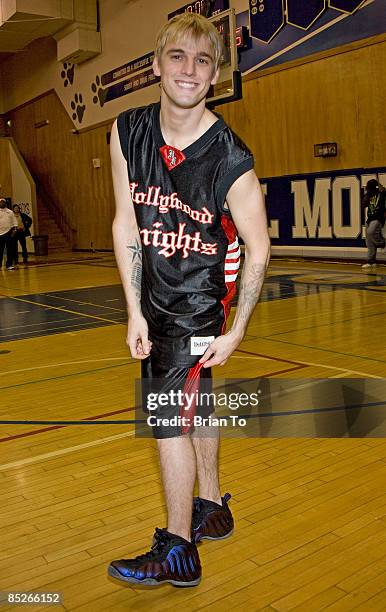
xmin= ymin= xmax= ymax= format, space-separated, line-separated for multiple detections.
xmin=108 ymin=565 xmax=201 ymax=587
xmin=195 ymin=528 xmax=234 ymax=543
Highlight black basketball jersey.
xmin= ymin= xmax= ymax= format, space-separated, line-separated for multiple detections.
xmin=117 ymin=102 xmax=254 ymax=366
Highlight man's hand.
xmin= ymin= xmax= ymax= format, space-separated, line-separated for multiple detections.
xmin=127 ymin=314 xmax=152 ymax=359
xmin=199 ymin=330 xmax=242 ymax=368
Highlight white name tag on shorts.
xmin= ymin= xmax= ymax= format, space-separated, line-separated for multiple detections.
xmin=190 ymin=336 xmax=215 ymax=355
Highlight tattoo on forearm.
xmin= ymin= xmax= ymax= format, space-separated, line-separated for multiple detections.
xmin=126 ymin=239 xmax=142 ymax=301
xmin=131 ymin=263 xmax=142 ymax=291
xmin=236 ymin=262 xmax=267 ymax=326
xmin=127 ymin=239 xmax=142 ymax=263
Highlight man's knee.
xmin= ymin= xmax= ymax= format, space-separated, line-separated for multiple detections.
xmin=367 ymin=221 xmax=381 ymax=236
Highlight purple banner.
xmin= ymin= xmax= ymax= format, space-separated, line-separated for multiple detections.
xmin=101 ymin=52 xmax=154 ymax=86
xmin=328 ymin=0 xmax=366 ymax=12
xmin=286 ymin=0 xmax=326 ymax=29
xmin=249 ymin=0 xmax=285 ymax=43
xmin=240 ymin=0 xmax=385 ymax=73
xmin=104 ymin=69 xmax=160 ymax=104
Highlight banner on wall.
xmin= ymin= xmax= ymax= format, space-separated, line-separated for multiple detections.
xmin=101 ymin=52 xmax=155 ymax=86
xmin=101 ymin=68 xmax=159 ymax=105
xmin=239 ymin=0 xmax=385 ymax=74
xmin=263 ymin=167 xmax=386 ymax=248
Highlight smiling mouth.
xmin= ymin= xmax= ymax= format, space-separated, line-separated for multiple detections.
xmin=175 ymin=80 xmax=198 ymax=89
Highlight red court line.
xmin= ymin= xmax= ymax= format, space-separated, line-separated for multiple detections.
xmin=236 ymin=348 xmax=305 ymax=368
xmin=0 ymin=424 xmax=64 ymax=443
xmin=0 ymin=404 xmax=137 ymax=443
xmin=260 ymin=365 xmax=306 ymax=377
xmin=1 ymin=358 xmax=307 ymax=444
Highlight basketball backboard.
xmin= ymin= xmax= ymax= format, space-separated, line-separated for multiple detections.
xmin=207 ymin=9 xmax=242 ymax=108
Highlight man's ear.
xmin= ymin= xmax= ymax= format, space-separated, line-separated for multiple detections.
xmin=211 ymin=66 xmax=220 ymax=86
xmin=152 ymin=56 xmax=161 ymax=77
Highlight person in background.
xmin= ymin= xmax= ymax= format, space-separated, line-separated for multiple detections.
xmin=361 ymin=179 xmax=386 ymax=270
xmin=12 ymin=204 xmax=32 ymax=265
xmin=0 ymin=198 xmax=17 ymax=270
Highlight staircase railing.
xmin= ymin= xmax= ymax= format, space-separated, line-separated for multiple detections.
xmin=35 ymin=180 xmax=77 ymax=249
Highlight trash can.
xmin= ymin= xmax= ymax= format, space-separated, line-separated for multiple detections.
xmin=32 ymin=235 xmax=49 ymax=256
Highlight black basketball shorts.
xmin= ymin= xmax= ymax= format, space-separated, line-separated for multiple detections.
xmin=141 ymin=355 xmax=214 ymax=439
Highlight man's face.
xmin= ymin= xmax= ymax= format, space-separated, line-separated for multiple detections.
xmin=0 ymin=199 xmax=6 ymax=209
xmin=366 ymin=181 xmax=378 ymax=196
xmin=153 ymin=35 xmax=219 ymax=109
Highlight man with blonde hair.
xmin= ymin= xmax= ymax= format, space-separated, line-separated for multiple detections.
xmin=109 ymin=12 xmax=270 ymax=587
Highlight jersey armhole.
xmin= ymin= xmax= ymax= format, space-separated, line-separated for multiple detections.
xmin=216 ymin=156 xmax=254 ymax=212
xmin=117 ymin=113 xmax=128 ymax=162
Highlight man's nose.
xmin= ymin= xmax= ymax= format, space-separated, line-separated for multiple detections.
xmin=181 ymin=57 xmax=195 ymax=76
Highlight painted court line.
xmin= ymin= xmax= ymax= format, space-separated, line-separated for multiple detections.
xmin=0 ymin=362 xmax=135 ymax=393
xmin=267 ymin=336 xmax=386 ymax=367
xmin=236 ymin=348 xmax=304 ymax=367
xmin=231 ymin=356 xmax=270 ymax=360
xmin=1 ymin=316 xmax=84 ymax=331
xmin=0 ymin=364 xmax=304 ymax=439
xmin=0 ymin=430 xmax=135 ymax=471
xmin=0 ymin=401 xmax=138 ymax=443
xmin=0 ymin=348 xmax=379 ymax=448
xmin=6 ymin=295 xmax=122 ymax=325
xmin=43 ymin=292 xmax=126 ymax=313
xmin=294 ymin=360 xmax=383 ymax=379
xmin=3 ymin=398 xmax=385 ymax=471
xmin=0 ymin=356 xmax=131 ymax=377
xmin=237 ymin=349 xmax=382 ymax=379
xmin=0 ymin=320 xmax=116 ymax=342
xmin=268 ymin=308 xmax=386 ymax=338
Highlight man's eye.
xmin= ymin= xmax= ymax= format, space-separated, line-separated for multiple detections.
xmin=171 ymin=55 xmax=182 ymax=60
xmin=197 ymin=58 xmax=209 ymax=64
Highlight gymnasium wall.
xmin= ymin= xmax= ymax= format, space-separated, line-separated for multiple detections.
xmin=221 ymin=37 xmax=386 ymax=179
xmin=4 ymin=34 xmax=384 ymax=251
xmin=0 ymin=0 xmax=246 ymax=125
xmin=1 ymin=1 xmax=382 ymax=130
xmin=0 ymin=71 xmax=4 ymax=131
xmin=0 ymin=0 xmax=247 ymax=120
xmin=219 ymin=34 xmax=386 ymax=260
xmin=5 ymin=92 xmax=114 ymax=250
xmin=0 ymin=137 xmax=37 ymax=253
xmin=0 ymin=0 xmax=385 ymax=251
xmin=0 ymin=138 xmax=12 ymax=197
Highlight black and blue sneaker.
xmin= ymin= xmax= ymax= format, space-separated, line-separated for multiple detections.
xmin=108 ymin=528 xmax=201 ymax=587
xmin=192 ymin=492 xmax=234 ymax=543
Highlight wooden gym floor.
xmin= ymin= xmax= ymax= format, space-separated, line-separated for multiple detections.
xmin=1 ymin=255 xmax=386 ymax=611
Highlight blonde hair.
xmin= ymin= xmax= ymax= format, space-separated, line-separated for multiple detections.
xmin=155 ymin=12 xmax=223 ymax=69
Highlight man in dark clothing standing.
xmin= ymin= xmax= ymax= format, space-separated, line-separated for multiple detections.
xmin=0 ymin=198 xmax=18 ymax=270
xmin=361 ymin=179 xmax=385 ymax=269
xmin=12 ymin=204 xmax=32 ymax=265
